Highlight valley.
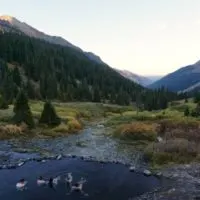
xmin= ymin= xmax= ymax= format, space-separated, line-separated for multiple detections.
xmin=0 ymin=13 xmax=200 ymax=200
xmin=0 ymin=98 xmax=200 ymax=199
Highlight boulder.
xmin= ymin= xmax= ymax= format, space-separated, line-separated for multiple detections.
xmin=18 ymin=162 xmax=25 ymax=167
xmin=129 ymin=166 xmax=136 ymax=172
xmin=155 ymin=171 xmax=162 ymax=177
xmin=7 ymin=164 xmax=17 ymax=169
xmin=143 ymin=169 xmax=151 ymax=176
xmin=56 ymin=155 xmax=62 ymax=160
xmin=157 ymin=136 xmax=163 ymax=142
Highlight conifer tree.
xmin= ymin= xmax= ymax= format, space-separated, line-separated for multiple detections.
xmin=39 ymin=101 xmax=61 ymax=126
xmin=13 ymin=67 xmax=22 ymax=87
xmin=12 ymin=90 xmax=35 ymax=128
xmin=26 ymin=79 xmax=35 ymax=99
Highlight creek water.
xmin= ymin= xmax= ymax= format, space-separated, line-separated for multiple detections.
xmin=0 ymin=158 xmax=163 ymax=200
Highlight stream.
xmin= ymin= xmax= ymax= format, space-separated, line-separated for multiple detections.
xmin=2 ymin=123 xmax=197 ymax=199
xmin=0 ymin=124 xmax=143 ymax=166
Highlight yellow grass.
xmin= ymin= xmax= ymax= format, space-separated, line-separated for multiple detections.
xmin=115 ymin=122 xmax=157 ymax=141
xmin=68 ymin=119 xmax=82 ymax=132
xmin=0 ymin=123 xmax=28 ymax=139
xmin=53 ymin=123 xmax=69 ymax=133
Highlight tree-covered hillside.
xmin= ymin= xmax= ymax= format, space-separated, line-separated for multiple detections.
xmin=149 ymin=61 xmax=200 ymax=92
xmin=0 ymin=33 xmax=177 ymax=109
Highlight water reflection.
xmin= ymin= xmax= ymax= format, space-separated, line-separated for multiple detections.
xmin=0 ymin=158 xmax=163 ymax=200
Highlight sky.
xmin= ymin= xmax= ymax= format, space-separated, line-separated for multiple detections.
xmin=1 ymin=0 xmax=200 ymax=76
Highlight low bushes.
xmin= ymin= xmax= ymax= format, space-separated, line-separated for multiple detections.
xmin=0 ymin=123 xmax=28 ymax=139
xmin=68 ymin=119 xmax=82 ymax=132
xmin=53 ymin=123 xmax=69 ymax=133
xmin=157 ymin=118 xmax=200 ymax=141
xmin=144 ymin=139 xmax=198 ymax=165
xmin=44 ymin=119 xmax=82 ymax=136
xmin=114 ymin=122 xmax=157 ymax=141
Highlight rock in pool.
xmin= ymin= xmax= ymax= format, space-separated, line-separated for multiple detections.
xmin=155 ymin=171 xmax=162 ymax=177
xmin=143 ymin=169 xmax=151 ymax=176
xmin=129 ymin=166 xmax=136 ymax=172
xmin=18 ymin=162 xmax=25 ymax=167
xmin=56 ymin=155 xmax=62 ymax=160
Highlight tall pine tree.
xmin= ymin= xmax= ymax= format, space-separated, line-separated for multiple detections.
xmin=12 ymin=90 xmax=35 ymax=128
xmin=39 ymin=101 xmax=61 ymax=126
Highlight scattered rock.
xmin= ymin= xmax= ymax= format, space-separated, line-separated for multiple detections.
xmin=155 ymin=172 xmax=162 ymax=177
xmin=7 ymin=164 xmax=16 ymax=169
xmin=185 ymin=164 xmax=191 ymax=169
xmin=168 ymin=188 xmax=176 ymax=194
xmin=18 ymin=162 xmax=25 ymax=167
xmin=80 ymin=156 xmax=84 ymax=160
xmin=56 ymin=155 xmax=62 ymax=160
xmin=47 ymin=155 xmax=56 ymax=160
xmin=1 ymin=165 xmax=6 ymax=169
xmin=157 ymin=136 xmax=163 ymax=142
xmin=41 ymin=160 xmax=46 ymax=163
xmin=143 ymin=169 xmax=151 ymax=176
xmin=129 ymin=166 xmax=136 ymax=172
xmin=35 ymin=158 xmax=43 ymax=162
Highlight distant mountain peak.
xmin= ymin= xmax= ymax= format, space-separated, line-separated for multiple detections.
xmin=0 ymin=15 xmax=22 ymax=26
xmin=149 ymin=60 xmax=200 ymax=92
xmin=0 ymin=15 xmax=105 ymax=64
xmin=0 ymin=15 xmax=15 ymax=22
xmin=115 ymin=69 xmax=154 ymax=86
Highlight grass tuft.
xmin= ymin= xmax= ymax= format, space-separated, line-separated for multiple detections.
xmin=114 ymin=122 xmax=157 ymax=141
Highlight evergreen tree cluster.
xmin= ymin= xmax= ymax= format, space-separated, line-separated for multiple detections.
xmin=12 ymin=90 xmax=61 ymax=128
xmin=0 ymin=59 xmax=20 ymax=105
xmin=39 ymin=101 xmax=61 ymax=126
xmin=0 ymin=33 xmax=178 ymax=109
xmin=12 ymin=90 xmax=35 ymax=128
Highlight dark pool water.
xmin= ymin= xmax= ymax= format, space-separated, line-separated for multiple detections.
xmin=0 ymin=158 xmax=163 ymax=200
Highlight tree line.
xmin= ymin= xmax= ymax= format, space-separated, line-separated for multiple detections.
xmin=0 ymin=33 xmax=179 ymax=109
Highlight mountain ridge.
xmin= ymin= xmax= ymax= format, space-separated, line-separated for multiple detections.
xmin=0 ymin=15 xmax=105 ymax=64
xmin=149 ymin=60 xmax=200 ymax=92
xmin=0 ymin=15 xmax=178 ymax=110
xmin=115 ymin=69 xmax=153 ymax=86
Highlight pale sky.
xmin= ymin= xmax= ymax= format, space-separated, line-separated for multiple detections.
xmin=1 ymin=0 xmax=200 ymax=75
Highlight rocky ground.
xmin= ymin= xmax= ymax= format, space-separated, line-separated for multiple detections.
xmin=133 ymin=164 xmax=200 ymax=200
xmin=1 ymin=122 xmax=200 ymax=199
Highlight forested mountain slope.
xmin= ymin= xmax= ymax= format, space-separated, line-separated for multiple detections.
xmin=0 ymin=15 xmax=105 ymax=64
xmin=0 ymin=33 xmax=177 ymax=109
xmin=149 ymin=61 xmax=200 ymax=92
xmin=0 ymin=33 xmax=142 ymax=103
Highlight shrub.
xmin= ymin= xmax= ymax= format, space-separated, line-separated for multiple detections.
xmin=157 ymin=118 xmax=200 ymax=141
xmin=53 ymin=123 xmax=69 ymax=133
xmin=0 ymin=123 xmax=27 ymax=139
xmin=158 ymin=118 xmax=200 ymax=131
xmin=114 ymin=122 xmax=157 ymax=141
xmin=144 ymin=139 xmax=198 ymax=165
xmin=39 ymin=101 xmax=61 ymax=126
xmin=68 ymin=119 xmax=82 ymax=132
